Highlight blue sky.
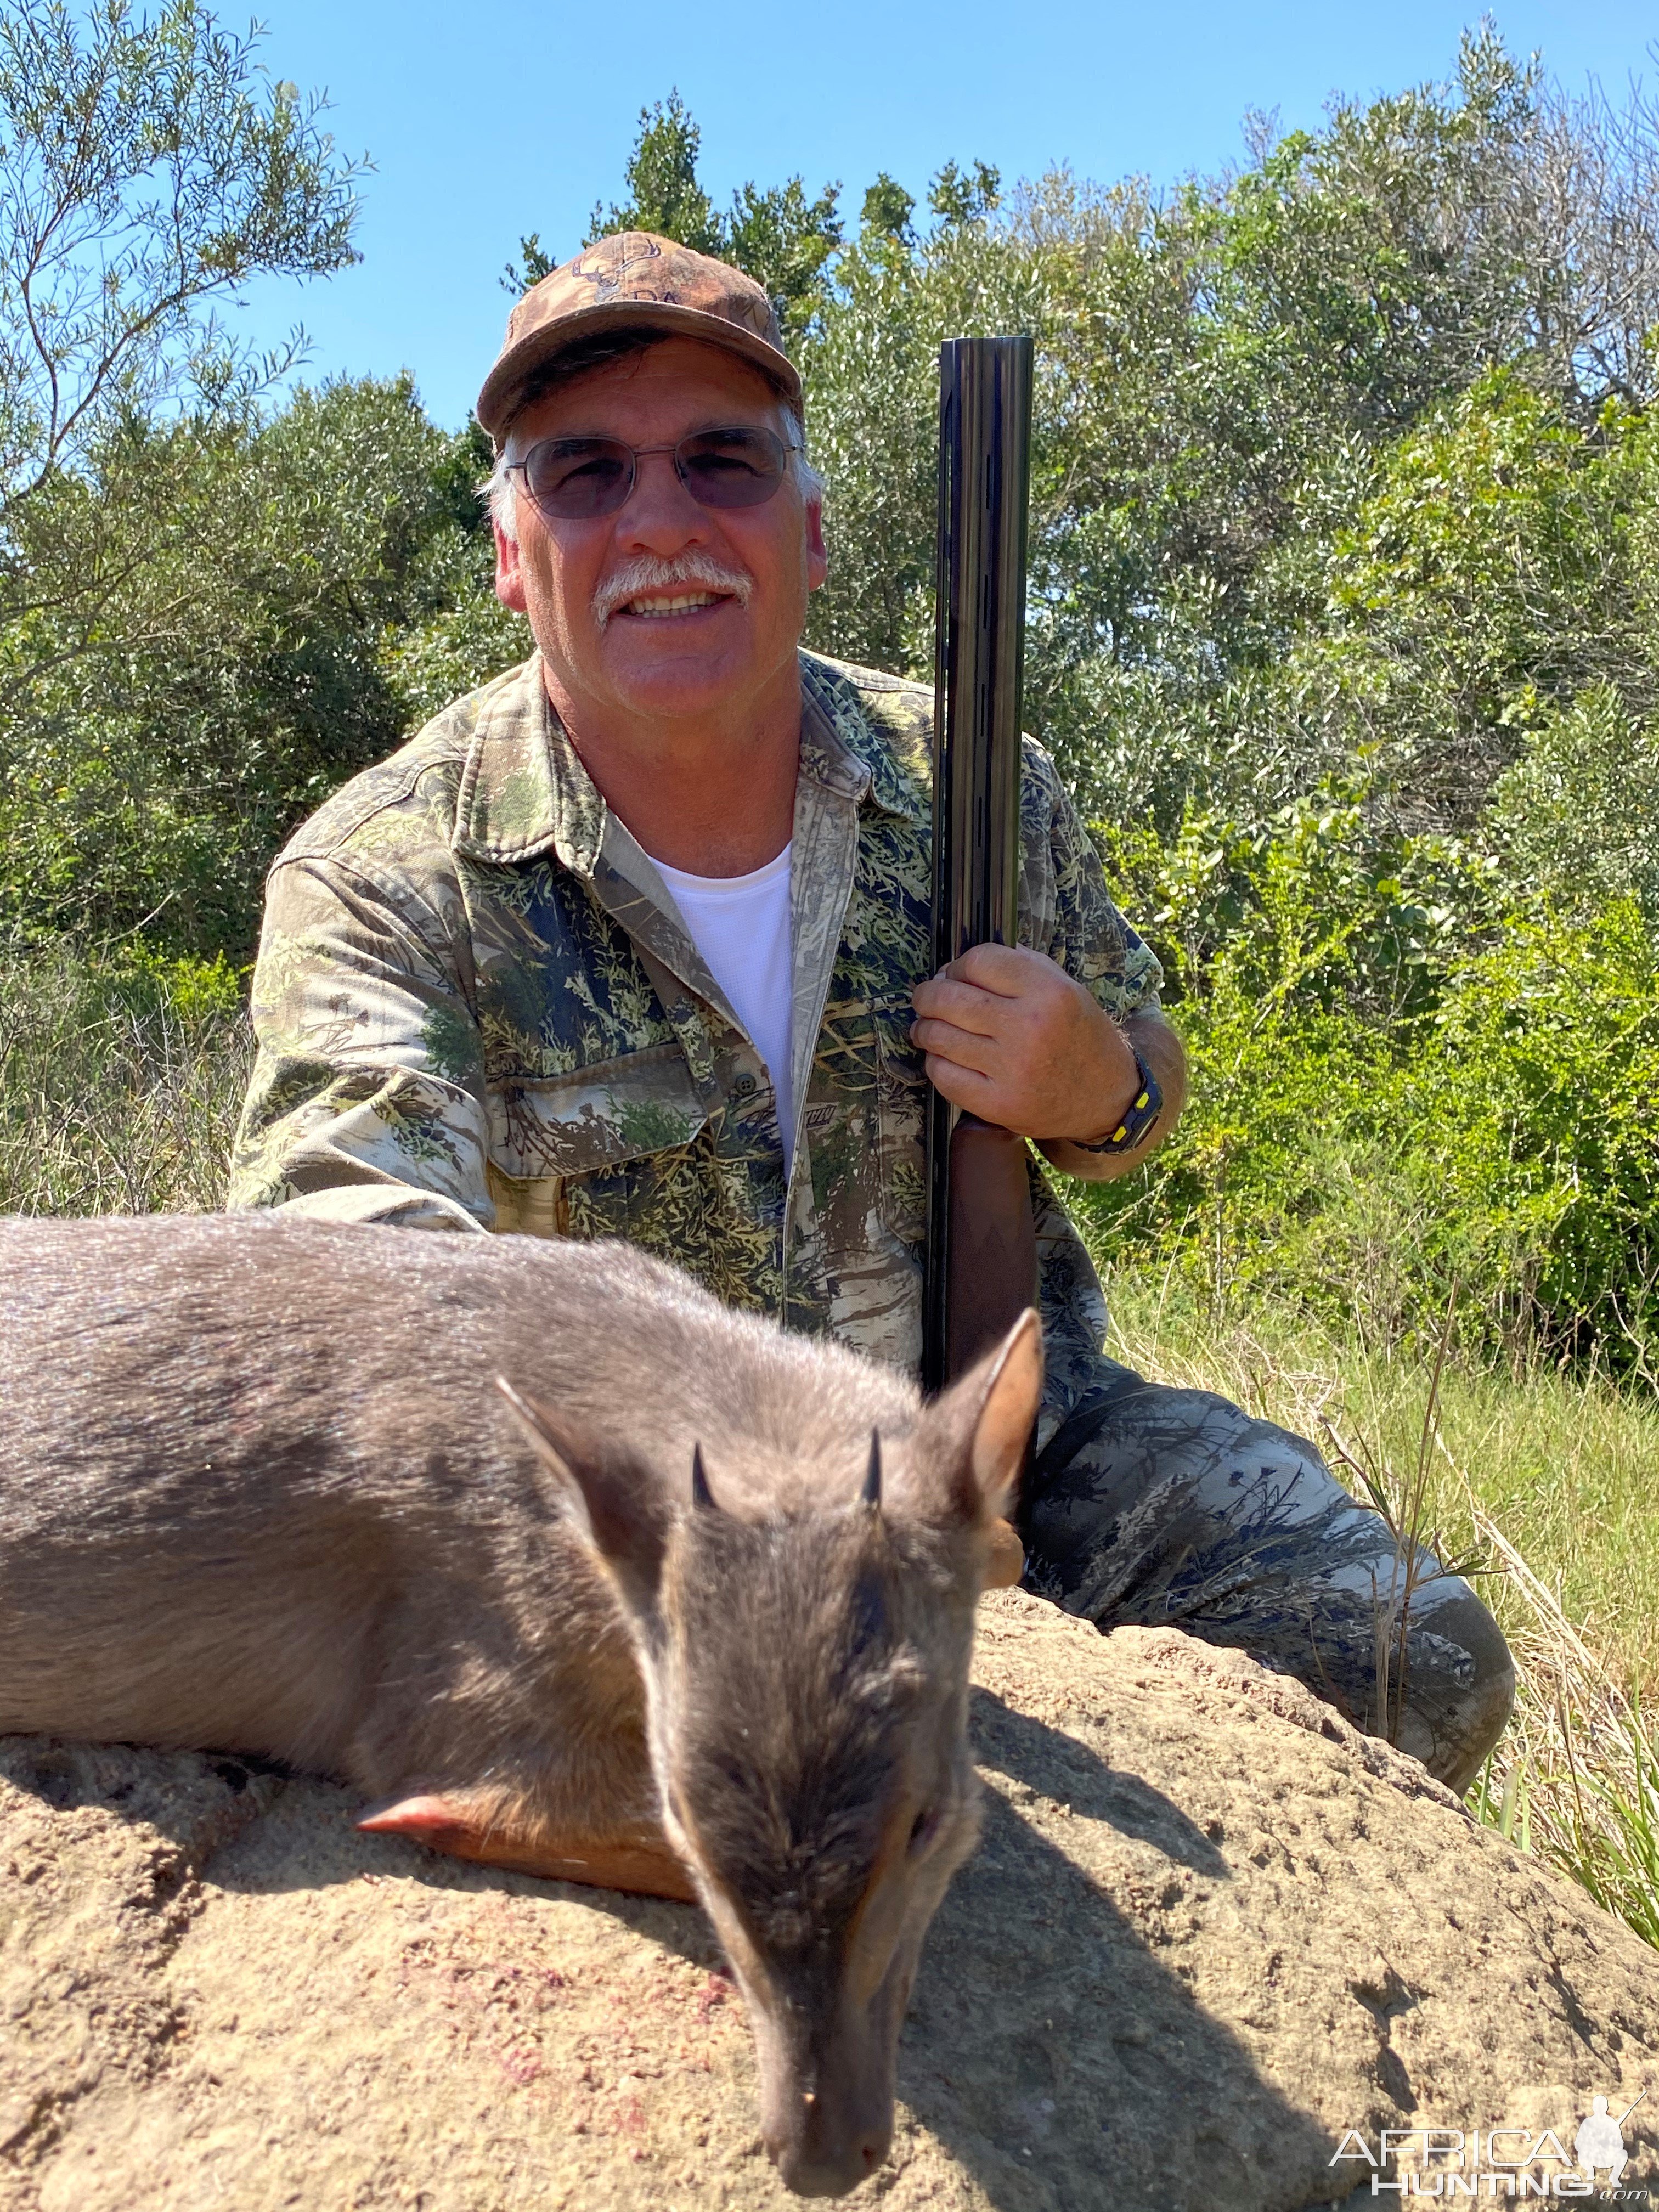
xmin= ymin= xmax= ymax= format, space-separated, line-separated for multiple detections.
xmin=232 ymin=1 xmax=1658 ymax=432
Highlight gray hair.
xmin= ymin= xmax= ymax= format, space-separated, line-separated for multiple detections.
xmin=486 ymin=420 xmax=825 ymax=545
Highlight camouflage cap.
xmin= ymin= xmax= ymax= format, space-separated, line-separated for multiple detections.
xmin=477 ymin=230 xmax=801 ymax=441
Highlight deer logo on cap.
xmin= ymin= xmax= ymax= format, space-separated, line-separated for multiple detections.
xmin=568 ymin=233 xmax=674 ymax=304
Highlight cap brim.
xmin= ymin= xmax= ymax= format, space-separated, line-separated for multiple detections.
xmin=477 ymin=298 xmax=802 ymax=440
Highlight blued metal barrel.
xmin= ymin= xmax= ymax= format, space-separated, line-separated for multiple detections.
xmin=923 ymin=335 xmax=1036 ymax=1395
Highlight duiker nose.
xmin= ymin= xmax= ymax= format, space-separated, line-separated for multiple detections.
xmin=768 ymin=2106 xmax=891 ymax=2198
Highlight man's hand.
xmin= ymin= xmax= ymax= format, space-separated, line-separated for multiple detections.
xmin=910 ymin=944 xmax=1185 ymax=1177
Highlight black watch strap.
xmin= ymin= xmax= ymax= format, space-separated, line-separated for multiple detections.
xmin=1070 ymin=1049 xmax=1163 ymax=1155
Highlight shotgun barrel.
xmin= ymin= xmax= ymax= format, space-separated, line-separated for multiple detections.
xmin=922 ymin=335 xmax=1040 ymax=1395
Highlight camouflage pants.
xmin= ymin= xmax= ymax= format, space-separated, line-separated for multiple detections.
xmin=1019 ymin=1362 xmax=1515 ymax=1796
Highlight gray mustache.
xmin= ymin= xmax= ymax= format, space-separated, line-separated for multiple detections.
xmin=593 ymin=554 xmax=754 ymax=628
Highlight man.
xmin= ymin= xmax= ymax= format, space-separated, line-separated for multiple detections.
xmin=229 ymin=231 xmax=1513 ymax=1791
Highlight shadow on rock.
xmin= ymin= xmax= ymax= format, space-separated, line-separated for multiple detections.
xmin=201 ymin=1767 xmax=724 ymax=1968
xmin=3 ymin=1733 xmax=719 ymax=1968
xmin=970 ymin=1685 xmax=1232 ymax=1878
xmin=0 ymin=1733 xmax=283 ymax=1864
xmin=890 ymin=1694 xmax=1332 ymax=2212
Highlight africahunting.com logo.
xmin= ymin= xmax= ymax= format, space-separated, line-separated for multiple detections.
xmin=1332 ymin=2092 xmax=1651 ymax=2199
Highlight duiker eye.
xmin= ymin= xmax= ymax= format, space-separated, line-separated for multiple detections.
xmin=908 ymin=1807 xmax=941 ymax=1855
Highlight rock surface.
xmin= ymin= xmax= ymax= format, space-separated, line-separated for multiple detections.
xmin=2 ymin=1593 xmax=1656 ymax=2212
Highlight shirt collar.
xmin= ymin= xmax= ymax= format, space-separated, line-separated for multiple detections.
xmin=451 ymin=654 xmax=605 ymax=873
xmin=451 ymin=647 xmax=919 ymax=874
xmin=798 ymin=652 xmax=922 ymax=822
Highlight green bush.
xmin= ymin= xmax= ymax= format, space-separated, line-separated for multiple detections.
xmin=0 ymin=382 xmax=524 ymax=964
xmin=1085 ymin=806 xmax=1659 ymax=1371
xmin=1488 ymin=684 xmax=1659 ymax=924
xmin=1417 ymin=902 xmax=1659 ymax=1363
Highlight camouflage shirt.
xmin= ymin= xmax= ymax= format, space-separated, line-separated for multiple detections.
xmin=228 ymin=651 xmax=1164 ymax=1430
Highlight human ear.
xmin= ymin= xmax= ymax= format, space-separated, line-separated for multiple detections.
xmin=494 ymin=514 xmax=528 ymax=614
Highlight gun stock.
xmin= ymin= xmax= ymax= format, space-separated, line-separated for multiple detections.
xmin=922 ymin=335 xmax=1039 ymax=1395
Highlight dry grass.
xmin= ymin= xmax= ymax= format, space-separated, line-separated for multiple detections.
xmin=0 ymin=940 xmax=250 ymax=1217
xmin=1104 ymin=1270 xmax=1659 ymax=1949
xmin=1466 ymin=1508 xmax=1659 ymax=1949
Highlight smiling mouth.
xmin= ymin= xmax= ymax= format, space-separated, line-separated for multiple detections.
xmin=618 ymin=590 xmax=731 ymax=619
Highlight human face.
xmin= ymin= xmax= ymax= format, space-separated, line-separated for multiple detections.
xmin=494 ymin=338 xmax=827 ymax=731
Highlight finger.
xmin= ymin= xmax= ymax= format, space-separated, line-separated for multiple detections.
xmin=911 ymin=1018 xmax=998 ymax=1075
xmin=945 ymin=942 xmax=1039 ymax=995
xmin=923 ymin=1053 xmax=1005 ymax=1118
xmin=911 ymin=976 xmax=1004 ymax=1034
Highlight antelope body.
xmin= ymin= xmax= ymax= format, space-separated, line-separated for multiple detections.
xmin=0 ymin=1214 xmax=1040 ymax=2196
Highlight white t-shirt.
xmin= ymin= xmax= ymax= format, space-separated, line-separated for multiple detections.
xmin=654 ymin=844 xmax=795 ymax=1169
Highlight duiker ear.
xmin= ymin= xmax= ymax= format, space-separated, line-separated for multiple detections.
xmin=496 ymin=1376 xmax=669 ymax=1617
xmin=919 ymin=1308 xmax=1043 ymax=1531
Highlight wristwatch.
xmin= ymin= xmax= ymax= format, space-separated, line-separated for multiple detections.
xmin=1069 ymin=1049 xmax=1163 ymax=1155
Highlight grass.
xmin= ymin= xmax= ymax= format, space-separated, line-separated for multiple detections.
xmin=1467 ymin=1514 xmax=1659 ymax=1950
xmin=1103 ymin=1271 xmax=1659 ymax=1950
xmin=0 ymin=938 xmax=250 ymax=1216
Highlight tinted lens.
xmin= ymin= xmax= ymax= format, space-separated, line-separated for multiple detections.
xmin=676 ymin=426 xmax=790 ymax=508
xmin=522 ymin=437 xmax=634 ymax=518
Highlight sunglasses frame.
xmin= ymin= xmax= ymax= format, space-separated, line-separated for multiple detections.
xmin=506 ymin=423 xmax=803 ymax=524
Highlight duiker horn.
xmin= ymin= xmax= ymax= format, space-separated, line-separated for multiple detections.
xmin=691 ymin=1441 xmax=719 ymax=1511
xmin=862 ymin=1426 xmax=882 ymax=1509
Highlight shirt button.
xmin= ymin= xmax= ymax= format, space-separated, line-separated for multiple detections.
xmin=733 ymin=1071 xmax=757 ymax=1096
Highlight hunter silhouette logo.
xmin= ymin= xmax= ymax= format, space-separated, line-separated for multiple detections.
xmin=1577 ymin=2095 xmax=1646 ymax=2191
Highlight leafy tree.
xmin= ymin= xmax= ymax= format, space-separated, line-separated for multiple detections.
xmin=505 ymin=92 xmax=843 ymax=343
xmin=1280 ymin=372 xmax=1644 ymax=824
xmin=0 ymin=0 xmax=361 ymax=563
xmin=589 ymin=89 xmax=725 ymax=257
xmin=502 ymin=233 xmax=556 ymax=291
xmin=860 ymin=173 xmax=915 ymax=241
xmin=1488 ymin=685 xmax=1659 ymax=924
xmin=0 ymin=376 xmax=521 ymax=957
xmin=724 ymin=175 xmax=843 ymax=338
xmin=928 ymin=159 xmax=1001 ymax=227
xmin=0 ymin=11 xmax=519 ymax=954
xmin=793 ymin=32 xmax=1659 ymax=832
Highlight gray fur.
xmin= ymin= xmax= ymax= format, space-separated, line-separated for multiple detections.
xmin=0 ymin=1212 xmax=1039 ymax=2197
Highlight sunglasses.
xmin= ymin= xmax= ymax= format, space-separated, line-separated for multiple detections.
xmin=507 ymin=424 xmax=801 ymax=522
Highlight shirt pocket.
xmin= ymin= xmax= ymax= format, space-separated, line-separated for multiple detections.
xmin=485 ymin=1041 xmax=709 ymax=1236
xmin=871 ymin=996 xmax=928 ymax=1252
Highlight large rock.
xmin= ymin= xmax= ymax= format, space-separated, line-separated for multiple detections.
xmin=2 ymin=1593 xmax=1655 ymax=2211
